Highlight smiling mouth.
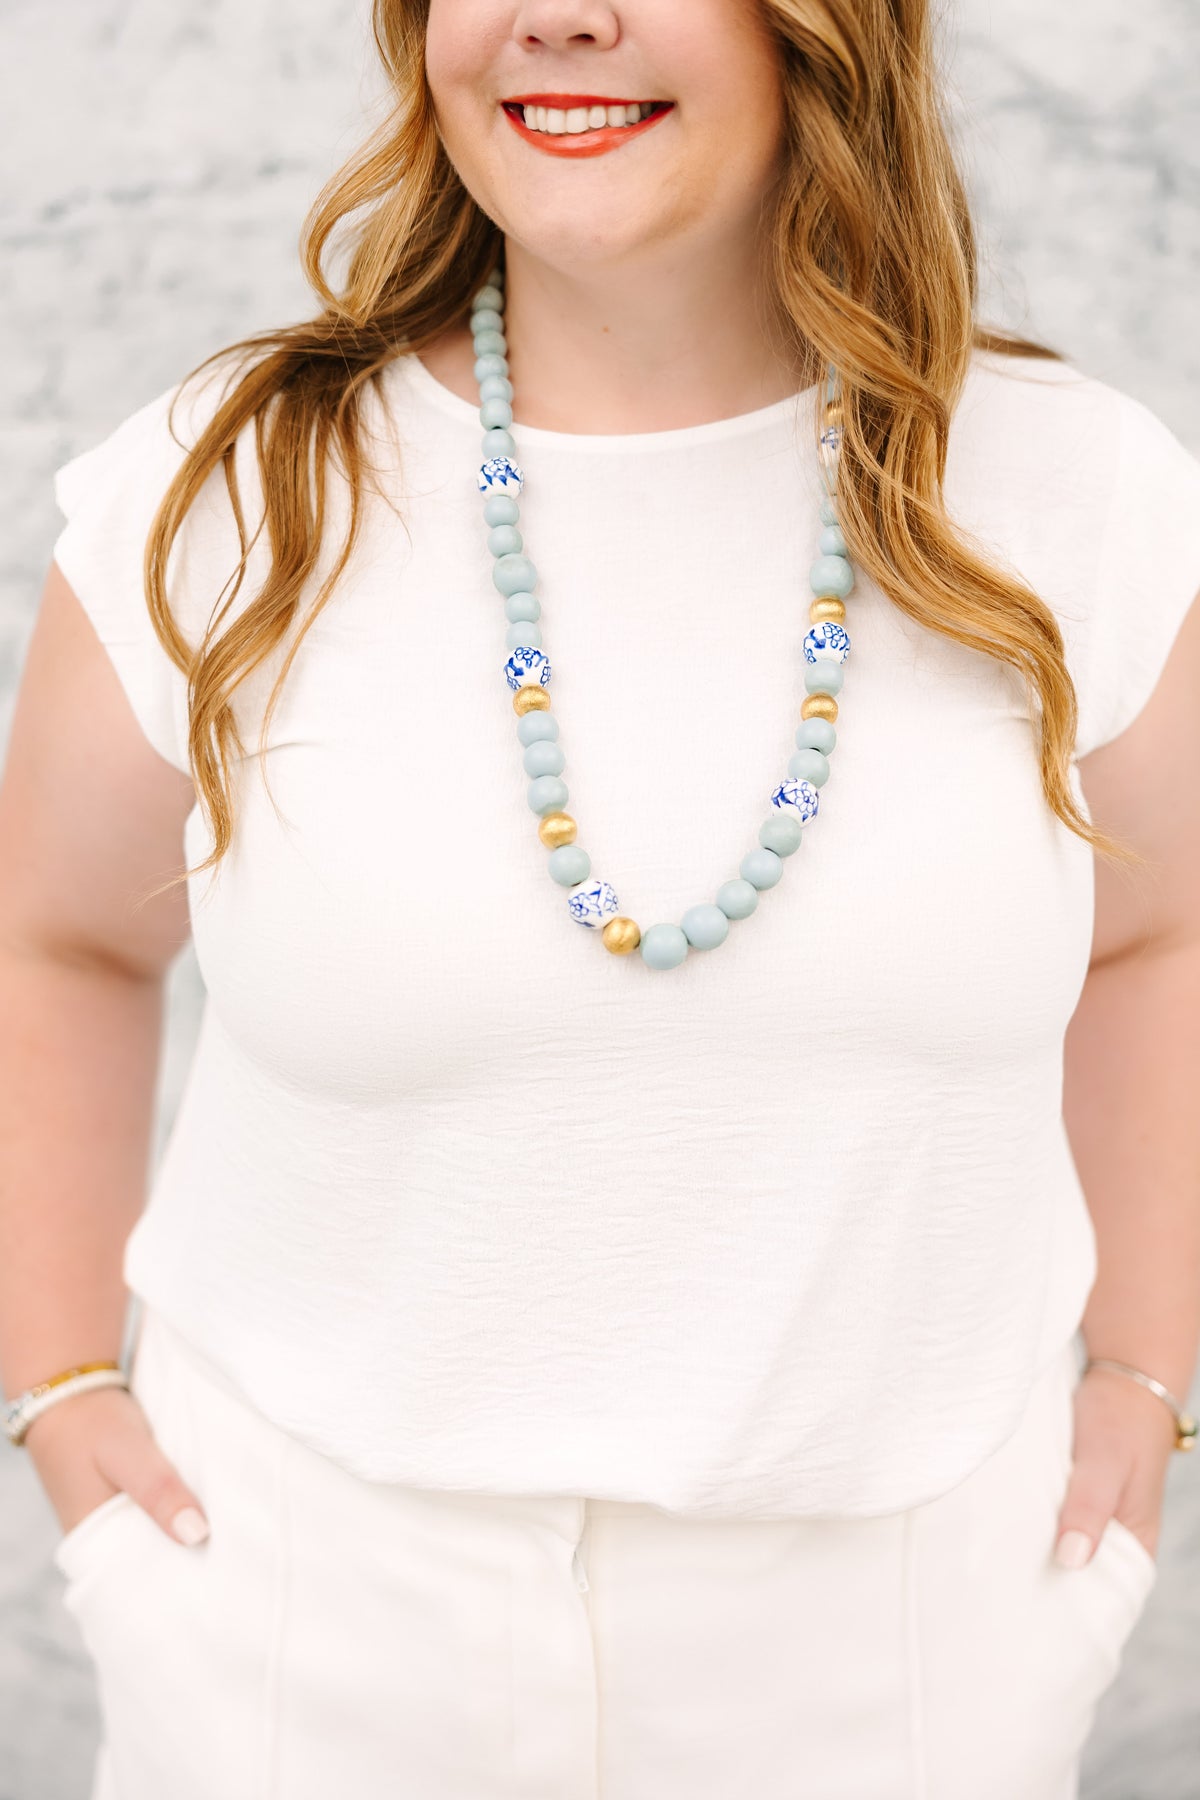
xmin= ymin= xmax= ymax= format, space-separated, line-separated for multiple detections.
xmin=499 ymin=96 xmax=674 ymax=156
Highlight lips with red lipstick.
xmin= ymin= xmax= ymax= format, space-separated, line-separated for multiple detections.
xmin=500 ymin=94 xmax=674 ymax=157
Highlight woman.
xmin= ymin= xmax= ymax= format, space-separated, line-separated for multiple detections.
xmin=1 ymin=0 xmax=1198 ymax=1795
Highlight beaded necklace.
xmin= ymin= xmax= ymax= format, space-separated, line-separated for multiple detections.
xmin=472 ymin=267 xmax=852 ymax=972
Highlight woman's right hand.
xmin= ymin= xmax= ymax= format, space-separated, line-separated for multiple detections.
xmin=24 ymin=1385 xmax=211 ymax=1546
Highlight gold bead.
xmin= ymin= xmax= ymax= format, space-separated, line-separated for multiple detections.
xmin=810 ymin=597 xmax=846 ymax=624
xmin=823 ymin=402 xmax=844 ymax=430
xmin=513 ymin=685 xmax=551 ymax=716
xmin=602 ymin=916 xmax=641 ymax=955
xmin=537 ymin=811 xmax=577 ymax=849
xmin=801 ymin=692 xmax=839 ymax=722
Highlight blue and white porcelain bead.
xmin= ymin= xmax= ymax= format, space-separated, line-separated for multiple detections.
xmin=819 ymin=495 xmax=839 ymax=526
xmin=505 ymin=620 xmax=542 ymax=651
xmin=493 ymin=553 xmax=538 ymax=596
xmin=478 ymin=455 xmax=524 ymax=496
xmin=488 ymin=524 xmax=523 ymax=557
xmin=523 ymin=739 xmax=565 ymax=778
xmin=803 ymin=620 xmax=850 ymax=664
xmin=568 ymin=878 xmax=620 ymax=929
xmin=796 ymin=718 xmax=837 ymax=753
xmin=548 ymin=844 xmax=590 ymax=887
xmin=715 ymin=878 xmax=759 ymax=919
xmin=504 ymin=647 xmax=551 ymax=691
xmin=681 ymin=904 xmax=729 ymax=951
xmin=480 ymin=398 xmax=514 ymax=431
xmin=804 ymin=660 xmax=844 ymax=694
xmin=759 ymin=813 xmax=803 ymax=856
xmin=740 ymin=847 xmax=784 ymax=890
xmin=528 ymin=775 xmax=568 ymax=815
xmin=483 ymin=428 xmax=517 ymax=459
xmin=770 ymin=777 xmax=820 ymax=824
xmin=819 ymin=525 xmax=848 ymax=557
xmin=516 ymin=710 xmax=558 ymax=745
xmin=787 ymin=747 xmax=830 ymax=785
xmin=482 ymin=494 xmax=519 ymax=526
xmin=640 ymin=923 xmax=689 ymax=969
xmin=475 ymin=354 xmax=509 ymax=383
xmin=505 ymin=592 xmax=540 ymax=623
xmin=471 ymin=308 xmax=504 ymax=334
xmin=809 ymin=554 xmax=854 ymax=598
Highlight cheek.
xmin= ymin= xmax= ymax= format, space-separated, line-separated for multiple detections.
xmin=423 ymin=3 xmax=504 ymax=153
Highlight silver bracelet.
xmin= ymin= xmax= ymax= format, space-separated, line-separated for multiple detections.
xmin=1084 ymin=1357 xmax=1198 ymax=1451
xmin=2 ymin=1365 xmax=130 ymax=1448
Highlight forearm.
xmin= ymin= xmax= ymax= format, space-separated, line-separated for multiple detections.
xmin=0 ymin=938 xmax=163 ymax=1396
xmin=1063 ymin=938 xmax=1200 ymax=1402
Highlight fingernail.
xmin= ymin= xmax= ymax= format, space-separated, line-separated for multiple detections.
xmin=170 ymin=1506 xmax=210 ymax=1546
xmin=1055 ymin=1528 xmax=1092 ymax=1569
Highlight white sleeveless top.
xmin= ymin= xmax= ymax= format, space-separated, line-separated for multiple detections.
xmin=52 ymin=348 xmax=1200 ymax=1520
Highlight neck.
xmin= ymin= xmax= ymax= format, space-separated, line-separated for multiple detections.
xmin=421 ymin=237 xmax=818 ymax=435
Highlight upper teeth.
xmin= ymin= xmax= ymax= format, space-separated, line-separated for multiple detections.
xmin=520 ymin=102 xmax=657 ymax=134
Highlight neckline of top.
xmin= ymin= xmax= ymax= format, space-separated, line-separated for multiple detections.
xmin=397 ymin=349 xmax=822 ymax=453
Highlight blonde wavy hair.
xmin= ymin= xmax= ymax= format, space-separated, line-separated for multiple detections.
xmin=144 ymin=0 xmax=1140 ymax=892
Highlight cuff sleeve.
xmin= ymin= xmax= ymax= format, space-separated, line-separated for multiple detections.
xmin=1076 ymin=392 xmax=1200 ymax=758
xmin=52 ymin=387 xmax=194 ymax=775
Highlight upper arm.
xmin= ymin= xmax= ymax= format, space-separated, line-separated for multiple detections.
xmin=1077 ymin=584 xmax=1200 ymax=967
xmin=0 ymin=561 xmax=196 ymax=978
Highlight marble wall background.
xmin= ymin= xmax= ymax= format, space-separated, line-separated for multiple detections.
xmin=1 ymin=1 xmax=1197 ymax=1795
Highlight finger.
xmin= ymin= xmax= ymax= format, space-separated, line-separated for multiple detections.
xmin=1054 ymin=1455 xmax=1121 ymax=1569
xmin=98 ymin=1422 xmax=210 ymax=1547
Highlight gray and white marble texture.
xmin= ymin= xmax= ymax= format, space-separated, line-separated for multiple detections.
xmin=0 ymin=2 xmax=1197 ymax=1796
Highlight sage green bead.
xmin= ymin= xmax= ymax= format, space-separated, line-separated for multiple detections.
xmin=804 ymin=661 xmax=843 ymax=694
xmin=517 ymin=710 xmax=558 ymax=745
xmin=479 ymin=375 xmax=514 ymax=405
xmin=473 ymin=284 xmax=504 ymax=311
xmin=640 ymin=923 xmax=689 ymax=970
xmin=809 ymin=553 xmax=854 ymax=598
xmin=483 ymin=494 xmax=519 ymax=526
xmin=819 ymin=496 xmax=839 ymax=526
xmin=471 ymin=307 xmax=504 ymax=334
xmin=796 ymin=718 xmax=837 ymax=754
xmin=528 ymin=775 xmax=568 ymax=815
xmin=548 ymin=844 xmax=590 ymax=887
xmin=523 ymin=739 xmax=565 ymax=778
xmin=492 ymin=553 xmax=538 ymax=596
xmin=759 ymin=813 xmax=803 ymax=856
xmin=819 ymin=525 xmax=848 ymax=557
xmin=505 ymin=591 xmax=540 ymax=623
xmin=787 ymin=747 xmax=830 ymax=785
xmin=475 ymin=354 xmax=509 ymax=382
xmin=473 ymin=329 xmax=507 ymax=357
xmin=480 ymin=398 xmax=514 ymax=431
xmin=505 ymin=620 xmax=542 ymax=651
xmin=681 ymin=903 xmax=729 ymax=951
xmin=487 ymin=524 xmax=523 ymax=557
xmin=740 ymin=847 xmax=783 ymax=890
xmin=715 ymin=878 xmax=759 ymax=919
xmin=482 ymin=428 xmax=516 ymax=458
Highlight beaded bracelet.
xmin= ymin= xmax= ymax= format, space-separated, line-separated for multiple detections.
xmin=2 ymin=1362 xmax=128 ymax=1447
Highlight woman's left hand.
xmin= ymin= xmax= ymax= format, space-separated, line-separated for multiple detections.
xmin=1054 ymin=1363 xmax=1177 ymax=1567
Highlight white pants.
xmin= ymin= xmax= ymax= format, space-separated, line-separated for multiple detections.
xmin=54 ymin=1302 xmax=1158 ymax=1800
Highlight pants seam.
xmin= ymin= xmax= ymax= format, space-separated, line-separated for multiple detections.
xmin=904 ymin=1507 xmax=930 ymax=1800
xmin=260 ymin=1432 xmax=293 ymax=1799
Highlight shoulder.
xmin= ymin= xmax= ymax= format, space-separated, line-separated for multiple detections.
xmin=952 ymin=347 xmax=1197 ymax=498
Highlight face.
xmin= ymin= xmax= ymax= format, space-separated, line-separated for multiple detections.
xmin=424 ymin=0 xmax=788 ymax=279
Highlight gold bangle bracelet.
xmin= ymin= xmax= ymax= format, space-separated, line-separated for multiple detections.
xmin=1084 ymin=1357 xmax=1198 ymax=1451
